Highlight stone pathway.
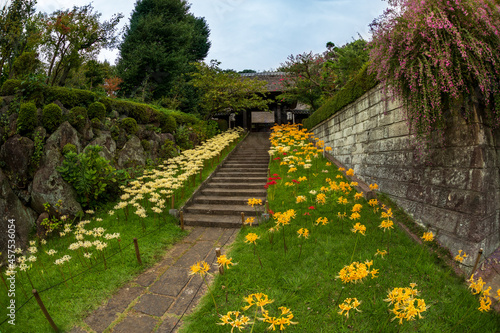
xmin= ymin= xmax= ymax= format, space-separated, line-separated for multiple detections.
xmin=70 ymin=227 xmax=238 ymax=333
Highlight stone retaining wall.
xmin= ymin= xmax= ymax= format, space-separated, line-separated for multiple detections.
xmin=311 ymin=85 xmax=500 ymax=259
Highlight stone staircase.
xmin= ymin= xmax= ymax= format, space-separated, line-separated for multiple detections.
xmin=182 ymin=132 xmax=270 ymax=228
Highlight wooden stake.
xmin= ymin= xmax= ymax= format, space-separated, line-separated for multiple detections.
xmin=33 ymin=289 xmax=59 ymax=332
xmin=133 ymin=238 xmax=142 ymax=265
xmin=180 ymin=211 xmax=184 ymax=231
xmin=215 ymin=248 xmax=224 ymax=275
xmin=241 ymin=212 xmax=245 ymax=225
xmin=171 ymin=194 xmax=175 ymax=210
xmin=470 ymin=248 xmax=483 ymax=278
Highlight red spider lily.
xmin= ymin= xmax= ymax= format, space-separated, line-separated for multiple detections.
xmin=266 ymin=181 xmax=278 ymax=186
xmin=273 ymin=174 xmax=279 ymax=176
xmin=273 ymin=157 xmax=281 ymax=160
xmin=304 ymin=212 xmax=310 ymax=216
xmin=308 ymin=206 xmax=315 ymax=210
xmin=292 ymin=179 xmax=300 ymax=184
xmin=268 ymin=209 xmax=274 ymax=215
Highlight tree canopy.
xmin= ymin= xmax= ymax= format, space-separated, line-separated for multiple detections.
xmin=117 ymin=0 xmax=211 ymax=100
xmin=42 ymin=4 xmax=122 ymax=86
xmin=278 ymin=39 xmax=368 ymax=111
xmin=190 ymin=60 xmax=271 ymax=120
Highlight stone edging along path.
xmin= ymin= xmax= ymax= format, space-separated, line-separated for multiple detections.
xmin=71 ymin=227 xmax=238 ymax=333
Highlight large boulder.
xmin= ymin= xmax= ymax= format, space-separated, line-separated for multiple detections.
xmin=31 ymin=144 xmax=82 ymax=217
xmin=46 ymin=121 xmax=81 ymax=153
xmin=0 ymin=134 xmax=34 ymax=188
xmin=88 ymin=131 xmax=116 ymax=162
xmin=0 ymin=169 xmax=37 ymax=260
xmin=116 ymin=135 xmax=146 ymax=168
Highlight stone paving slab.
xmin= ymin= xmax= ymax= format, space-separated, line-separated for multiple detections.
xmin=149 ymin=266 xmax=191 ymax=297
xmin=172 ymin=241 xmax=214 ymax=267
xmin=71 ymin=226 xmax=239 ymax=333
xmin=84 ymin=286 xmax=144 ymax=333
xmin=134 ymin=293 xmax=175 ymax=317
xmin=112 ymin=314 xmax=158 ymax=333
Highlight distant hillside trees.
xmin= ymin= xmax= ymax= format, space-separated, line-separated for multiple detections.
xmin=278 ymin=39 xmax=369 ymax=111
xmin=117 ymin=0 xmax=211 ymax=101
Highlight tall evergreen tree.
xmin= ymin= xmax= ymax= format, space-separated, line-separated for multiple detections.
xmin=117 ymin=0 xmax=210 ymax=100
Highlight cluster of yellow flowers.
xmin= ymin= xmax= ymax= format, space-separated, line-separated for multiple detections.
xmin=297 ymin=228 xmax=310 ymax=238
xmin=218 ymin=311 xmax=251 ymax=332
xmin=336 ymin=260 xmax=379 ymax=284
xmin=384 ymin=283 xmax=428 ymax=324
xmin=216 ymin=255 xmax=234 ymax=270
xmin=189 ymin=261 xmax=211 ymax=277
xmin=220 ymin=292 xmax=297 ymax=332
xmin=247 ymin=198 xmax=263 ymax=207
xmin=244 ymin=233 xmax=260 ymax=245
xmin=338 ymin=298 xmax=362 ymax=318
xmin=273 ymin=209 xmax=296 ymax=227
xmin=454 ymin=250 xmax=467 ymax=263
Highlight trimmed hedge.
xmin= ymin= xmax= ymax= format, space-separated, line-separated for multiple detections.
xmin=1 ymin=79 xmax=22 ymax=96
xmin=68 ymin=106 xmax=88 ymax=130
xmin=158 ymin=112 xmax=177 ymax=133
xmin=17 ymin=102 xmax=38 ymax=136
xmin=45 ymin=86 xmax=97 ymax=109
xmin=88 ymin=102 xmax=106 ymax=120
xmin=120 ymin=117 xmax=138 ymax=135
xmin=42 ymin=103 xmax=62 ymax=133
xmin=303 ymin=62 xmax=379 ymax=130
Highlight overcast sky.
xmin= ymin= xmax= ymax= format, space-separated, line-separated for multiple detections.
xmin=28 ymin=0 xmax=388 ymax=72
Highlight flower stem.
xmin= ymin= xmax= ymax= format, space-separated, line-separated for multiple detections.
xmin=350 ymin=233 xmax=359 ymax=262
xmin=202 ymin=275 xmax=218 ymax=315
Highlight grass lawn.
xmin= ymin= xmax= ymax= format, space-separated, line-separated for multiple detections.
xmin=181 ymin=124 xmax=500 ymax=332
xmin=0 ymin=130 xmax=245 ymax=332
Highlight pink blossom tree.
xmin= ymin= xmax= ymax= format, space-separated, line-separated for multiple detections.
xmin=369 ymin=0 xmax=500 ymax=143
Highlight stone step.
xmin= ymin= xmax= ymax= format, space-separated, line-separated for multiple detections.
xmin=201 ymin=188 xmax=267 ymax=197
xmin=230 ymin=154 xmax=269 ymax=158
xmin=194 ymin=195 xmax=266 ymax=205
xmin=210 ymin=177 xmax=268 ymax=183
xmin=205 ymin=182 xmax=265 ymax=189
xmin=214 ymin=171 xmax=268 ymax=177
xmin=218 ymin=167 xmax=268 ymax=173
xmin=184 ymin=203 xmax=264 ymax=216
xmin=222 ymin=163 xmax=268 ymax=168
xmin=182 ymin=214 xmax=256 ymax=228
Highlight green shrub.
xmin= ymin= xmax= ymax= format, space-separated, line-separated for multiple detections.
xmin=99 ymin=97 xmax=113 ymax=113
xmin=159 ymin=112 xmax=177 ymax=133
xmin=68 ymin=106 xmax=88 ymax=130
xmin=120 ymin=117 xmax=138 ymax=135
xmin=31 ymin=131 xmax=44 ymax=169
xmin=45 ymin=86 xmax=97 ymax=109
xmin=141 ymin=139 xmax=151 ymax=151
xmin=57 ymin=145 xmax=129 ymax=208
xmin=1 ymin=79 xmax=22 ymax=96
xmin=159 ymin=140 xmax=178 ymax=160
xmin=42 ymin=103 xmax=62 ymax=133
xmin=17 ymin=102 xmax=37 ymax=136
xmin=91 ymin=117 xmax=102 ymax=129
xmin=217 ymin=119 xmax=228 ymax=132
xmin=88 ymin=102 xmax=106 ymax=120
xmin=304 ymin=62 xmax=378 ymax=129
xmin=174 ymin=124 xmax=193 ymax=150
xmin=62 ymin=143 xmax=77 ymax=155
